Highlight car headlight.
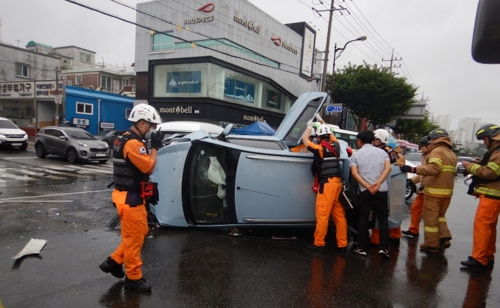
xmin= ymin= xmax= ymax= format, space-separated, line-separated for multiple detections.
xmin=0 ymin=133 xmax=5 ymax=139
xmin=23 ymin=133 xmax=28 ymax=139
xmin=77 ymin=142 xmax=89 ymax=147
xmin=103 ymin=142 xmax=109 ymax=147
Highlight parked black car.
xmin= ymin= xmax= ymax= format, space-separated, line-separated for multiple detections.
xmin=96 ymin=130 xmax=126 ymax=147
xmin=35 ymin=126 xmax=109 ymax=164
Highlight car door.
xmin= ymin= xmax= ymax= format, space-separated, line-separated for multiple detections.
xmin=43 ymin=128 xmax=58 ymax=154
xmin=51 ymin=129 xmax=68 ymax=156
xmin=274 ymin=92 xmax=330 ymax=148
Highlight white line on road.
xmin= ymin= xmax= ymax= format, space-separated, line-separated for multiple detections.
xmin=0 ymin=189 xmax=111 ymax=201
xmin=0 ymin=200 xmax=74 ymax=203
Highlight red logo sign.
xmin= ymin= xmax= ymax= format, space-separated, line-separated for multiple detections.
xmin=271 ymin=36 xmax=282 ymax=46
xmin=198 ymin=2 xmax=215 ymax=13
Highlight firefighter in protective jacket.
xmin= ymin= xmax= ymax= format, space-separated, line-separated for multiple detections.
xmin=400 ymin=128 xmax=457 ymax=253
xmin=99 ymin=103 xmax=162 ymax=292
xmin=461 ymin=123 xmax=500 ymax=269
xmin=303 ymin=121 xmax=347 ymax=253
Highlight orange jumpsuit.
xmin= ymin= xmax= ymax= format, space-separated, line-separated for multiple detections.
xmin=308 ymin=141 xmax=347 ymax=248
xmin=407 ymin=154 xmax=428 ymax=234
xmin=110 ymin=135 xmax=156 ymax=280
xmin=464 ymin=139 xmax=500 ymax=266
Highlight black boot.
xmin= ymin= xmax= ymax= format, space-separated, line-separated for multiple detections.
xmin=461 ymin=257 xmax=487 ymax=269
xmin=124 ymin=277 xmax=152 ymax=292
xmin=99 ymin=257 xmax=125 ymax=278
xmin=440 ymin=237 xmax=451 ymax=249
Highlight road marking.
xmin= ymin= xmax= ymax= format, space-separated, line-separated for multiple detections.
xmin=0 ymin=189 xmax=111 ymax=201
xmin=0 ymin=200 xmax=73 ymax=203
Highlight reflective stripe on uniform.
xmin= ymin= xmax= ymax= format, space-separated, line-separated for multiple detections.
xmin=442 ymin=165 xmax=457 ymax=172
xmin=429 ymin=158 xmax=443 ymax=166
xmin=475 ymin=186 xmax=500 ymax=198
xmin=424 ymin=226 xmax=439 ymax=233
xmin=487 ymin=161 xmax=500 ymax=176
xmin=471 ymin=164 xmax=481 ymax=175
xmin=438 ymin=217 xmax=447 ymax=222
xmin=424 ymin=187 xmax=454 ymax=196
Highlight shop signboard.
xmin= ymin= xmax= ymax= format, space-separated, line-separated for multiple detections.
xmin=224 ymin=77 xmax=255 ymax=103
xmin=0 ymin=81 xmax=63 ymax=99
xmin=266 ymin=90 xmax=281 ymax=109
xmin=72 ymin=117 xmax=90 ymax=129
xmin=166 ymin=71 xmax=201 ymax=93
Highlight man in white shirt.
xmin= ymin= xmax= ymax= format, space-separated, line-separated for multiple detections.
xmin=350 ymin=130 xmax=392 ymax=258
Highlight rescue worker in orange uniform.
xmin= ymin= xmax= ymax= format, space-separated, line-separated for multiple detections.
xmin=400 ymin=128 xmax=457 ymax=253
xmin=402 ymin=136 xmax=432 ymax=238
xmin=303 ymin=121 xmax=347 ymax=253
xmin=461 ymin=123 xmax=500 ymax=269
xmin=99 ymin=103 xmax=162 ymax=292
xmin=370 ymin=129 xmax=405 ymax=245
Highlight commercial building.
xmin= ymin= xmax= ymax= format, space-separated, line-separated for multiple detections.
xmin=135 ymin=0 xmax=322 ymax=128
xmin=0 ymin=41 xmax=136 ymax=135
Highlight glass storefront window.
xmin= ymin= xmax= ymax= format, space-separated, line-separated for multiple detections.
xmin=153 ymin=62 xmax=293 ymax=113
xmin=0 ymin=100 xmax=35 ymax=127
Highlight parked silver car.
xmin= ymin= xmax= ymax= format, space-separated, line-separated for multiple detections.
xmin=149 ymin=92 xmax=406 ymax=231
xmin=35 ymin=126 xmax=109 ymax=164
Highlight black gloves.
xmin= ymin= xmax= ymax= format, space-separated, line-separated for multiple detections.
xmin=400 ymin=165 xmax=416 ymax=173
xmin=150 ymin=131 xmax=163 ymax=150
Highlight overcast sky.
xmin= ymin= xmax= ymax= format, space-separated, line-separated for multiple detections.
xmin=1 ymin=0 xmax=498 ymax=129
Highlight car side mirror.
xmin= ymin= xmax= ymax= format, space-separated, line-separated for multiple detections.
xmin=216 ymin=124 xmax=233 ymax=141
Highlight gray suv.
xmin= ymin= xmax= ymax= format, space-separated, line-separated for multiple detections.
xmin=35 ymin=126 xmax=109 ymax=164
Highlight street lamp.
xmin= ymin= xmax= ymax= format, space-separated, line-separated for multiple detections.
xmin=332 ymin=36 xmax=367 ymax=79
xmin=331 ymin=36 xmax=367 ymax=129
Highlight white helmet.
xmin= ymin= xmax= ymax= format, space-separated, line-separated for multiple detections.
xmin=128 ymin=103 xmax=162 ymax=124
xmin=311 ymin=122 xmax=321 ymax=137
xmin=374 ymin=129 xmax=390 ymax=144
xmin=316 ymin=124 xmax=331 ymax=137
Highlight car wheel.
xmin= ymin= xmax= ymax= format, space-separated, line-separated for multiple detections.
xmin=98 ymin=160 xmax=108 ymax=164
xmin=405 ymin=180 xmax=415 ymax=200
xmin=66 ymin=148 xmax=78 ymax=164
xmin=35 ymin=143 xmax=46 ymax=158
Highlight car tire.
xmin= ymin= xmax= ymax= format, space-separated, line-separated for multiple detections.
xmin=66 ymin=148 xmax=78 ymax=164
xmin=35 ymin=143 xmax=46 ymax=158
xmin=98 ymin=160 xmax=108 ymax=164
xmin=405 ymin=180 xmax=415 ymax=200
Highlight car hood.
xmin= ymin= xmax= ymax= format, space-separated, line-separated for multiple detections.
xmin=0 ymin=128 xmax=27 ymax=135
xmin=74 ymin=139 xmax=107 ymax=147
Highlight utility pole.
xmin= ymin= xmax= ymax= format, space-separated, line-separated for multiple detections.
xmin=320 ymin=0 xmax=335 ymax=92
xmin=55 ymin=67 xmax=59 ymax=126
xmin=382 ymin=48 xmax=402 ymax=73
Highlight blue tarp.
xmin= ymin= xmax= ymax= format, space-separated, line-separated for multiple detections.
xmin=231 ymin=121 xmax=276 ymax=136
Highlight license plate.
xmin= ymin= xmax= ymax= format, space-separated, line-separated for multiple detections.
xmin=95 ymin=153 xmax=107 ymax=157
xmin=11 ymin=143 xmax=22 ymax=146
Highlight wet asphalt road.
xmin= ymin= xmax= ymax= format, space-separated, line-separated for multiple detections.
xmin=0 ymin=149 xmax=499 ymax=307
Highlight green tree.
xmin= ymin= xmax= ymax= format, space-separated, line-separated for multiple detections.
xmin=328 ymin=63 xmax=418 ymax=130
xmin=393 ymin=111 xmax=438 ymax=142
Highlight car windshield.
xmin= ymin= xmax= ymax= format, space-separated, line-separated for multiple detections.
xmin=405 ymin=153 xmax=422 ymax=162
xmin=0 ymin=119 xmax=19 ymax=129
xmin=68 ymin=130 xmax=97 ymax=140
